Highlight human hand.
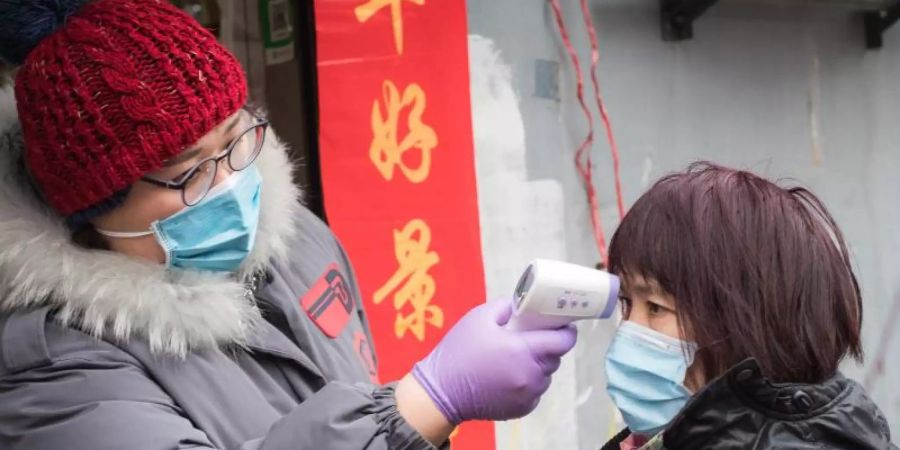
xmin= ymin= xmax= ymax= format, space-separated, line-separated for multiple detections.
xmin=410 ymin=298 xmax=578 ymax=424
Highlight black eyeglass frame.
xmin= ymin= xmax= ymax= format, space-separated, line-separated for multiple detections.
xmin=141 ymin=107 xmax=269 ymax=206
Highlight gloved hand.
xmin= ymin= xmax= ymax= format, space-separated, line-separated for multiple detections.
xmin=411 ymin=298 xmax=578 ymax=424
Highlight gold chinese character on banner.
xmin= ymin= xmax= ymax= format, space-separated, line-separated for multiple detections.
xmin=368 ymin=80 xmax=437 ymax=184
xmin=374 ymin=219 xmax=444 ymax=341
xmin=354 ymin=0 xmax=425 ymax=54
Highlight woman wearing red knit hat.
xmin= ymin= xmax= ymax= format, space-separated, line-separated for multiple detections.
xmin=0 ymin=1 xmax=578 ymax=448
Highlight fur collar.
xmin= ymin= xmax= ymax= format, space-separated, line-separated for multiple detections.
xmin=0 ymin=85 xmax=303 ymax=356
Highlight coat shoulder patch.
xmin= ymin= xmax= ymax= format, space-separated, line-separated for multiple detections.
xmin=300 ymin=264 xmax=354 ymax=338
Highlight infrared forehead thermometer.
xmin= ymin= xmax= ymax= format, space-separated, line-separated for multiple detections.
xmin=506 ymin=258 xmax=620 ymax=331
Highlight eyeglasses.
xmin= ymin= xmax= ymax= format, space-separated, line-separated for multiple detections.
xmin=142 ymin=107 xmax=269 ymax=206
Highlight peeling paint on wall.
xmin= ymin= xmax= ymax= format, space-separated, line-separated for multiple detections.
xmin=469 ymin=34 xmax=581 ymax=450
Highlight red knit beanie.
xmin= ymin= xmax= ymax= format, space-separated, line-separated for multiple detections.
xmin=10 ymin=0 xmax=248 ymax=218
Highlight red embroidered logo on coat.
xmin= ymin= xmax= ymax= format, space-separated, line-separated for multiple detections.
xmin=300 ymin=264 xmax=354 ymax=338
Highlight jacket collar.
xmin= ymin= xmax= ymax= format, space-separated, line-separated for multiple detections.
xmin=717 ymin=358 xmax=848 ymax=417
xmin=0 ymin=85 xmax=304 ymax=357
xmin=663 ymin=358 xmax=890 ymax=449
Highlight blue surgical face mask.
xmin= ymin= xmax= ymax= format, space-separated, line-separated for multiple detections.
xmin=605 ymin=320 xmax=697 ymax=436
xmin=98 ymin=166 xmax=262 ymax=273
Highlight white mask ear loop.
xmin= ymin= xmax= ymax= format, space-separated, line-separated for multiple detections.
xmin=94 ymin=225 xmax=173 ymax=267
xmin=95 ymin=228 xmax=155 ymax=239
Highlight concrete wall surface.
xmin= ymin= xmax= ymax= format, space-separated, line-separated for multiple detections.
xmin=467 ymin=1 xmax=900 ymax=448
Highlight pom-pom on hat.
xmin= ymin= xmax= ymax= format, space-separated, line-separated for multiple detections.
xmin=0 ymin=0 xmax=248 ymax=224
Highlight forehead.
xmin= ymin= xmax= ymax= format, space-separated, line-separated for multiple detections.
xmin=197 ymin=109 xmax=245 ymax=141
xmin=156 ymin=108 xmax=246 ymax=169
xmin=621 ymin=273 xmax=664 ymax=296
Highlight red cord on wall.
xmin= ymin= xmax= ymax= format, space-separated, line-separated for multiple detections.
xmin=548 ymin=0 xmax=608 ymax=263
xmin=579 ymin=0 xmax=626 ymax=221
xmin=548 ymin=0 xmax=626 ymax=265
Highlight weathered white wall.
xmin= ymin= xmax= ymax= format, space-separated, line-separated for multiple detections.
xmin=469 ymin=1 xmax=900 ymax=449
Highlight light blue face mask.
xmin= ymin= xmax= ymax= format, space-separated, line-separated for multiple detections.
xmin=605 ymin=320 xmax=697 ymax=436
xmin=98 ymin=166 xmax=262 ymax=273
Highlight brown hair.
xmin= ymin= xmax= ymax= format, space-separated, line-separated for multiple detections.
xmin=608 ymin=163 xmax=862 ymax=383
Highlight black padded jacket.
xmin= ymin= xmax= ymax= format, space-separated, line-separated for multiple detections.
xmin=602 ymin=359 xmax=897 ymax=450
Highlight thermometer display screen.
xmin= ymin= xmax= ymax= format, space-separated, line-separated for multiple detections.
xmin=514 ymin=264 xmax=535 ymax=309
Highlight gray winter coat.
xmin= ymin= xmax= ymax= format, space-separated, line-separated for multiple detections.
xmin=0 ymin=86 xmax=442 ymax=450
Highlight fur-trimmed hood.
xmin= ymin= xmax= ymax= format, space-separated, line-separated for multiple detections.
xmin=0 ymin=85 xmax=303 ymax=356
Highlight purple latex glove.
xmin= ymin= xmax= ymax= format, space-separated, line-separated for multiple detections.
xmin=411 ymin=298 xmax=578 ymax=424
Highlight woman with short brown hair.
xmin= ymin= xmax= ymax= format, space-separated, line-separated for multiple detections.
xmin=601 ymin=163 xmax=896 ymax=450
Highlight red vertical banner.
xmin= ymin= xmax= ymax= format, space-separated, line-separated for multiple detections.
xmin=313 ymin=1 xmax=494 ymax=448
